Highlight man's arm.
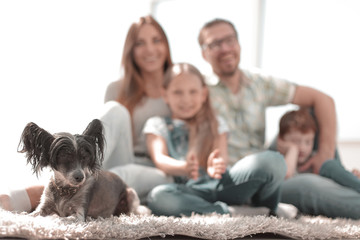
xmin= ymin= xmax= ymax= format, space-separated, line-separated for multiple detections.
xmin=291 ymin=86 xmax=336 ymax=173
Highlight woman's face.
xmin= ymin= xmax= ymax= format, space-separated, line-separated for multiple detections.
xmin=133 ymin=23 xmax=168 ymax=74
xmin=163 ymin=72 xmax=207 ymax=120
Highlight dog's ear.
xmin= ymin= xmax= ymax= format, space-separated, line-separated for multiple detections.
xmin=18 ymin=122 xmax=55 ymax=175
xmin=82 ymin=119 xmax=105 ymax=163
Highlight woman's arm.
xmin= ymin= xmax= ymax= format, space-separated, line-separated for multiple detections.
xmin=146 ymin=133 xmax=191 ymax=177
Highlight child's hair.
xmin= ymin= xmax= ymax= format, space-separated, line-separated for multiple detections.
xmin=163 ymin=63 xmax=219 ymax=168
xmin=279 ymin=108 xmax=318 ymax=138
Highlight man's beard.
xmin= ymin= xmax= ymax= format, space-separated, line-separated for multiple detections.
xmin=220 ymin=67 xmax=237 ymax=77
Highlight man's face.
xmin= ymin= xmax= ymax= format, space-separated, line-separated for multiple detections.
xmin=201 ymin=23 xmax=241 ymax=77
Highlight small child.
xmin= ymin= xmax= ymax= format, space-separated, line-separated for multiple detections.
xmin=143 ymin=63 xmax=296 ymax=218
xmin=276 ymin=108 xmax=360 ymax=192
xmin=144 ymin=63 xmax=229 ymax=184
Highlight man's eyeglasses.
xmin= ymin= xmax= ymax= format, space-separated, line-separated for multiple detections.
xmin=202 ymin=34 xmax=238 ymax=51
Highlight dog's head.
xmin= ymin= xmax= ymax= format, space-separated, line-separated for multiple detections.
xmin=18 ymin=119 xmax=105 ymax=186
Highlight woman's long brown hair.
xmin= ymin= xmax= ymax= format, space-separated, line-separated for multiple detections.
xmin=163 ymin=63 xmax=219 ymax=168
xmin=117 ymin=15 xmax=172 ymax=115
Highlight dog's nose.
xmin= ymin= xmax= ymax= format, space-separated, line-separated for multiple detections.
xmin=74 ymin=173 xmax=84 ymax=183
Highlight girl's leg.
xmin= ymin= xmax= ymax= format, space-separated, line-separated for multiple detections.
xmin=99 ymin=101 xmax=135 ymax=170
xmin=147 ymin=183 xmax=228 ymax=217
xmin=320 ymin=159 xmax=360 ymax=193
xmin=147 ymin=151 xmax=290 ymax=217
xmin=217 ymin=151 xmax=286 ymax=212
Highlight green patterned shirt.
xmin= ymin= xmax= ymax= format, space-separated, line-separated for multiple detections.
xmin=208 ymin=69 xmax=296 ymax=166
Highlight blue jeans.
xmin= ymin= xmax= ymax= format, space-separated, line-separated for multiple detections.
xmin=281 ymin=152 xmax=360 ymax=219
xmin=320 ymin=159 xmax=360 ymax=193
xmin=147 ymin=151 xmax=286 ymax=217
xmin=281 ymin=173 xmax=360 ymax=219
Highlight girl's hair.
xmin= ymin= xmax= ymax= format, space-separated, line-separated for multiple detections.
xmin=163 ymin=63 xmax=219 ymax=168
xmin=279 ymin=108 xmax=318 ymax=138
xmin=117 ymin=15 xmax=172 ymax=115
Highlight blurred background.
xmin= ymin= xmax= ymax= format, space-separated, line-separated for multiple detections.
xmin=0 ymin=0 xmax=359 ymax=187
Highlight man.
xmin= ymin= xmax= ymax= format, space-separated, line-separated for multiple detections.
xmin=198 ymin=18 xmax=360 ymax=219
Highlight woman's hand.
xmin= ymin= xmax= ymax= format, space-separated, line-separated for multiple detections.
xmin=186 ymin=151 xmax=199 ymax=180
xmin=207 ymin=149 xmax=226 ymax=179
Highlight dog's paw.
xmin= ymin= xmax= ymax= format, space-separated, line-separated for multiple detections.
xmin=64 ymin=214 xmax=84 ymax=222
xmin=126 ymin=188 xmax=140 ymax=212
xmin=135 ymin=205 xmax=152 ymax=216
xmin=29 ymin=211 xmax=41 ymax=217
xmin=75 ymin=209 xmax=86 ymax=222
xmin=126 ymin=188 xmax=151 ymax=215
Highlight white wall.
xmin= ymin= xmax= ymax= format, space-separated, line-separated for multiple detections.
xmin=0 ymin=0 xmax=153 ymax=187
xmin=262 ymin=0 xmax=360 ymax=143
xmin=0 ymin=0 xmax=359 ymax=188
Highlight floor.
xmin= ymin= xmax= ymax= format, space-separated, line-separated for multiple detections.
xmin=141 ymin=233 xmax=291 ymax=239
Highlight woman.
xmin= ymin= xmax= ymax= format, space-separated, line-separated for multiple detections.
xmin=0 ymin=15 xmax=174 ymax=212
xmin=100 ymin=15 xmax=174 ymax=200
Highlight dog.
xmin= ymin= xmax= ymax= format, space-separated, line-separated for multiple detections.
xmin=18 ymin=119 xmax=150 ymax=221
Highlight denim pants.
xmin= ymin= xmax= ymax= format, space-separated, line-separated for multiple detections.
xmin=281 ymin=152 xmax=360 ymax=219
xmin=320 ymin=159 xmax=360 ymax=193
xmin=147 ymin=151 xmax=286 ymax=217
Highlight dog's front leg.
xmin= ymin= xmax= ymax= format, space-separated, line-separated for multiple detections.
xmin=75 ymin=207 xmax=86 ymax=221
xmin=30 ymin=201 xmax=56 ymax=217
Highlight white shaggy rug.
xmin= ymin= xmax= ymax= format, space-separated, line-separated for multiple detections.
xmin=1 ymin=209 xmax=360 ymax=240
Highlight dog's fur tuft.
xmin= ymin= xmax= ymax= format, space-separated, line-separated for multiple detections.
xmin=18 ymin=119 xmax=150 ymax=221
xmin=18 ymin=122 xmax=55 ymax=176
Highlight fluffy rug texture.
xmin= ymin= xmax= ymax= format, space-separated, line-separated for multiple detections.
xmin=1 ymin=209 xmax=360 ymax=240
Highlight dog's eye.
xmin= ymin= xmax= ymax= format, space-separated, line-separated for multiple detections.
xmin=79 ymin=148 xmax=93 ymax=161
xmin=58 ymin=151 xmax=70 ymax=159
xmin=57 ymin=149 xmax=75 ymax=162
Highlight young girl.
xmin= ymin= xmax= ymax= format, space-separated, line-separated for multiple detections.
xmin=275 ymin=108 xmax=360 ymax=192
xmin=144 ymin=63 xmax=295 ymax=218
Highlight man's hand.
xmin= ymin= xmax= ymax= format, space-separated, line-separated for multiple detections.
xmin=207 ymin=149 xmax=226 ymax=179
xmin=298 ymin=151 xmax=328 ymax=174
